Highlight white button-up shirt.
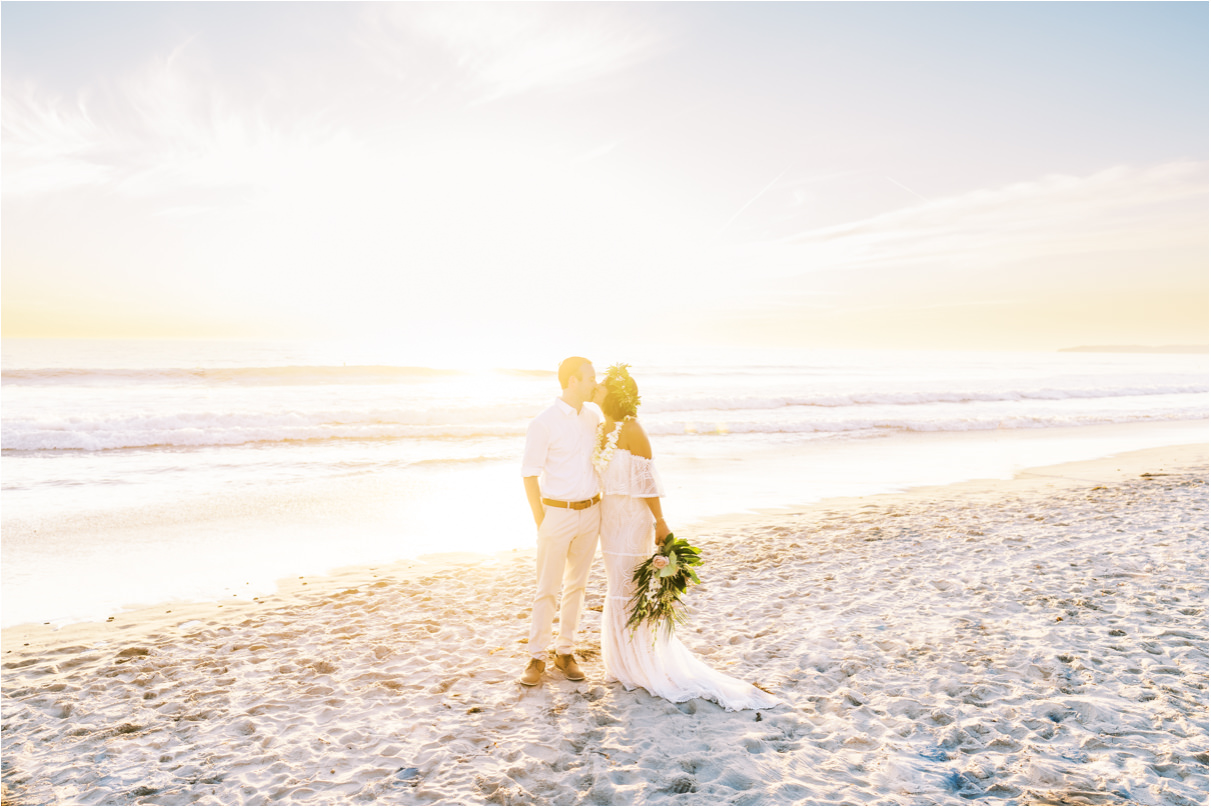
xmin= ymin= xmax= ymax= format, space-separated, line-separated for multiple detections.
xmin=521 ymin=398 xmax=603 ymax=501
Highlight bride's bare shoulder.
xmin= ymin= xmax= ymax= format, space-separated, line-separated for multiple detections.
xmin=620 ymin=417 xmax=647 ymax=437
xmin=619 ymin=417 xmax=652 ymax=458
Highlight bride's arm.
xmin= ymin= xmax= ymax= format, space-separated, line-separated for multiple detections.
xmin=621 ymin=419 xmax=670 ymax=543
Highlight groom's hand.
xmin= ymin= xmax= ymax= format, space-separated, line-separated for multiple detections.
xmin=524 ymin=476 xmax=545 ymax=531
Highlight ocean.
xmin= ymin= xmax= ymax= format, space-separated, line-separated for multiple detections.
xmin=2 ymin=338 xmax=1206 ymax=627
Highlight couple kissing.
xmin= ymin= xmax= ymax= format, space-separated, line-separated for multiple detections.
xmin=519 ymin=357 xmax=779 ymax=712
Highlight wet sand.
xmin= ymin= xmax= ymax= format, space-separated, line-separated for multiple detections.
xmin=2 ymin=443 xmax=1207 ymax=805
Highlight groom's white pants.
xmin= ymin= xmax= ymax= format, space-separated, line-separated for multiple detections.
xmin=529 ymin=503 xmax=600 ymax=659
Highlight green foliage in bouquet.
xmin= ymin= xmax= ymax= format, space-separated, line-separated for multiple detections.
xmin=626 ymin=533 xmax=704 ymax=639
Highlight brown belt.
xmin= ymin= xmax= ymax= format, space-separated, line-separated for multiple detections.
xmin=542 ymin=494 xmax=601 ymax=510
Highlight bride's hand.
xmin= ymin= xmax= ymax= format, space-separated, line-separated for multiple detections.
xmin=653 ymin=518 xmax=669 ymax=544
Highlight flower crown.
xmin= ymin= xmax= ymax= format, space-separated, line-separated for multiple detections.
xmin=602 ymin=363 xmax=641 ymax=417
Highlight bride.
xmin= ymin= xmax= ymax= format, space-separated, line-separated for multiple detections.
xmin=592 ymin=364 xmax=779 ymax=711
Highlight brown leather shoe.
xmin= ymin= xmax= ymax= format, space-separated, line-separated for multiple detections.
xmin=553 ymin=653 xmax=585 ymax=681
xmin=519 ymin=658 xmax=545 ymax=687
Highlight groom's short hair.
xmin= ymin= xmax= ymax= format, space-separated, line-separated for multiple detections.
xmin=558 ymin=356 xmax=592 ymax=389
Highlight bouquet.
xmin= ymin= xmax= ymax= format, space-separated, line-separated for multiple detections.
xmin=626 ymin=533 xmax=704 ymax=639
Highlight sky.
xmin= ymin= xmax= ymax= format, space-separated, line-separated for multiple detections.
xmin=2 ymin=1 xmax=1207 ymax=354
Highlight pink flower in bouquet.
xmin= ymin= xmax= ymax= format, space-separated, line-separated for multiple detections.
xmin=652 ymin=555 xmax=670 ymax=569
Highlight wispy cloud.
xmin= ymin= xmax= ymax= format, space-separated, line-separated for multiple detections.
xmin=363 ymin=2 xmax=662 ymax=102
xmin=2 ymin=42 xmax=348 ymax=206
xmin=1 ymin=78 xmax=112 ymax=194
xmin=688 ymin=161 xmax=1208 ymax=348
xmin=740 ymin=161 xmax=1208 ymax=278
xmin=3 ymin=3 xmax=662 ymax=205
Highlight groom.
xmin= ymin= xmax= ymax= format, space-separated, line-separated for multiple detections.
xmin=519 ymin=356 xmax=603 ymax=687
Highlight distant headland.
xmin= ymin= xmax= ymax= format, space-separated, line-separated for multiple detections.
xmin=1059 ymin=345 xmax=1208 ymax=354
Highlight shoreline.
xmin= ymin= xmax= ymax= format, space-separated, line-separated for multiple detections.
xmin=3 ymin=419 xmax=1206 ymax=631
xmin=2 ymin=442 xmax=1207 ymax=805
xmin=3 ymin=441 xmax=1205 ymax=657
xmin=702 ymin=439 xmax=1208 ymax=526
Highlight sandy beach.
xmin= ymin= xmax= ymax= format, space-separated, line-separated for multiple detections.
xmin=2 ymin=443 xmax=1206 ymax=806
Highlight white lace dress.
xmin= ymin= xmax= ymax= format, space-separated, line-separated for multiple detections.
xmin=599 ymin=448 xmax=780 ymax=711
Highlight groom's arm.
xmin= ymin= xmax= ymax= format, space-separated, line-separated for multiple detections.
xmin=523 ymin=476 xmax=545 ymax=528
xmin=521 ymin=417 xmax=549 ymax=529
